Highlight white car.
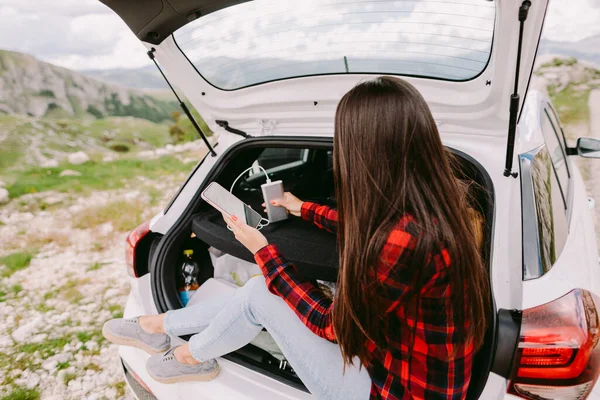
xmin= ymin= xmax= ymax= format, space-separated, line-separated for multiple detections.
xmin=100 ymin=0 xmax=600 ymax=399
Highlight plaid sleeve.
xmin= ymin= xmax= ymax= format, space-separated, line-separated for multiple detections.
xmin=254 ymin=244 xmax=336 ymax=342
xmin=300 ymin=202 xmax=338 ymax=234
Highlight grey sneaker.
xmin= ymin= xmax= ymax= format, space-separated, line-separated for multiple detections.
xmin=102 ymin=317 xmax=170 ymax=354
xmin=146 ymin=347 xmax=220 ymax=384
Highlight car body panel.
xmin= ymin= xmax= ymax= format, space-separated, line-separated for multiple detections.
xmin=521 ymin=140 xmax=600 ymax=308
xmin=518 ymin=92 xmax=600 ymax=308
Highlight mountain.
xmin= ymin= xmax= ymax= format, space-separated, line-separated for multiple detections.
xmin=0 ymin=50 xmax=177 ymax=123
xmin=539 ymin=35 xmax=600 ymax=67
xmin=81 ymin=66 xmax=168 ymax=90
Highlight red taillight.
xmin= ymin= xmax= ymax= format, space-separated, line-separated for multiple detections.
xmin=509 ymin=289 xmax=600 ymax=399
xmin=125 ymin=219 xmax=151 ymax=278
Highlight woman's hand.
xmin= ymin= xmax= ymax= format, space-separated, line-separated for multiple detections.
xmin=262 ymin=192 xmax=304 ymax=217
xmin=222 ymin=213 xmax=269 ymax=254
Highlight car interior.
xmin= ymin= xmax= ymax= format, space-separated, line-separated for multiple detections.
xmin=150 ymin=140 xmax=495 ymax=398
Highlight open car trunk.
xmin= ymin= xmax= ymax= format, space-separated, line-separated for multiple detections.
xmin=150 ymin=137 xmax=495 ymax=398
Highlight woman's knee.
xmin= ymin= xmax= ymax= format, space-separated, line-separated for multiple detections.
xmin=239 ymin=276 xmax=273 ymax=305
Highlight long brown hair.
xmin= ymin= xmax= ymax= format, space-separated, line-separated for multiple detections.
xmin=332 ymin=76 xmax=489 ymax=366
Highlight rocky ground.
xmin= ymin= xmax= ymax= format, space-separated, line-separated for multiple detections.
xmin=0 ymin=142 xmax=206 ymax=399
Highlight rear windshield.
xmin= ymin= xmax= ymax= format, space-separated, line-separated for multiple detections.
xmin=174 ymin=0 xmax=495 ymax=90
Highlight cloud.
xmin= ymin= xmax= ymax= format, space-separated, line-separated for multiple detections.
xmin=544 ymin=0 xmax=600 ymax=42
xmin=0 ymin=0 xmax=149 ymax=70
xmin=0 ymin=0 xmax=110 ymax=17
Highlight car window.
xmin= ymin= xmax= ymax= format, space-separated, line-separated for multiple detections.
xmin=541 ymin=109 xmax=570 ymax=209
xmin=521 ymin=145 xmax=569 ymax=279
xmin=232 ymin=147 xmax=335 ymax=202
xmin=174 ymin=0 xmax=495 ymax=89
xmin=546 ymin=106 xmax=570 ymax=152
xmin=256 ymin=148 xmax=307 ymax=170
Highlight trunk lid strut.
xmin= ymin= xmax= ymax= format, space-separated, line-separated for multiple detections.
xmin=503 ymin=0 xmax=532 ymax=179
xmin=147 ymin=47 xmax=217 ymax=157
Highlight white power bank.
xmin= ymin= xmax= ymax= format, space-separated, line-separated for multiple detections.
xmin=261 ymin=180 xmax=288 ymax=222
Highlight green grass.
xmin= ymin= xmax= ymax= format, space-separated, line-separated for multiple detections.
xmin=75 ymin=329 xmax=105 ymax=345
xmin=56 ymin=361 xmax=70 ymax=370
xmin=541 ymin=56 xmax=578 ymax=68
xmin=84 ymin=117 xmax=173 ymax=149
xmin=72 ymin=198 xmax=146 ymax=232
xmin=62 ymin=372 xmax=78 ymax=386
xmin=0 ymin=116 xmax=26 ymax=172
xmin=87 ymin=262 xmax=104 ymax=272
xmin=0 ymin=252 xmax=35 ymax=278
xmin=0 ymin=114 xmax=182 ymax=177
xmin=108 ymin=304 xmax=124 ymax=318
xmin=59 ymin=278 xmax=90 ymax=303
xmin=62 ymin=287 xmax=83 ymax=303
xmin=548 ymin=84 xmax=592 ymax=126
xmin=0 ymin=387 xmax=40 ymax=400
xmin=10 ymin=284 xmax=23 ymax=294
xmin=6 ymin=156 xmax=189 ymax=199
xmin=114 ymin=381 xmax=126 ymax=398
xmin=18 ymin=336 xmax=71 ymax=359
xmin=86 ymin=363 xmax=101 ymax=372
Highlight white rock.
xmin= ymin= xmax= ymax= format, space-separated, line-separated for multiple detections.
xmin=44 ymin=195 xmax=64 ymax=205
xmin=68 ymin=204 xmax=84 ymax=213
xmin=59 ymin=170 xmax=82 ymax=177
xmin=42 ymin=359 xmax=58 ymax=370
xmin=0 ymin=180 xmax=5 ymax=187
xmin=155 ymin=148 xmax=169 ymax=156
xmin=81 ymin=381 xmax=94 ymax=393
xmin=40 ymin=159 xmax=59 ymax=168
xmin=124 ymin=191 xmax=139 ymax=201
xmin=25 ymin=373 xmax=40 ymax=389
xmin=0 ymin=188 xmax=9 ymax=205
xmin=53 ymin=352 xmax=71 ymax=363
xmin=68 ymin=151 xmax=90 ymax=165
xmin=104 ymin=288 xmax=119 ymax=298
xmin=68 ymin=379 xmax=82 ymax=390
xmin=10 ymin=369 xmax=22 ymax=377
xmin=30 ymin=333 xmax=48 ymax=343
xmin=84 ymin=341 xmax=98 ymax=351
xmin=11 ymin=317 xmax=43 ymax=343
xmin=0 ymin=334 xmax=13 ymax=347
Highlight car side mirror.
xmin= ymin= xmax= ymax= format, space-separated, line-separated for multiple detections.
xmin=577 ymin=138 xmax=600 ymax=158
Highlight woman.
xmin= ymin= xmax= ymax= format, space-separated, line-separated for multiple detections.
xmin=103 ymin=76 xmax=489 ymax=399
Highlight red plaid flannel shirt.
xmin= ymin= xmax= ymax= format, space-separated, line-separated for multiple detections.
xmin=254 ymin=202 xmax=473 ymax=400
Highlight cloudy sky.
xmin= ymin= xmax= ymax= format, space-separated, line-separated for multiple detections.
xmin=0 ymin=0 xmax=598 ymax=71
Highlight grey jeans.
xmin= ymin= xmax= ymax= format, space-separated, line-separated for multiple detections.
xmin=163 ymin=276 xmax=372 ymax=400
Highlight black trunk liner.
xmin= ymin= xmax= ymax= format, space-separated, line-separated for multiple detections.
xmin=192 ymin=207 xmax=339 ymax=282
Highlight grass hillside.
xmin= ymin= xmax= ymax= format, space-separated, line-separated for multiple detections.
xmin=534 ymin=57 xmax=600 ymax=133
xmin=0 ymin=50 xmax=177 ymax=123
xmin=0 ymin=49 xmax=213 ymax=182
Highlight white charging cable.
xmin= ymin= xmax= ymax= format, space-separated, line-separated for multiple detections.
xmin=230 ymin=165 xmax=270 ymax=192
xmin=228 ymin=165 xmax=271 ymax=230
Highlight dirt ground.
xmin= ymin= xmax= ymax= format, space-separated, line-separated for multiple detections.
xmin=586 ymin=90 xmax=600 ymax=247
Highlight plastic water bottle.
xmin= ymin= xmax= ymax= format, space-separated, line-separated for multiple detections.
xmin=178 ymin=249 xmax=200 ymax=306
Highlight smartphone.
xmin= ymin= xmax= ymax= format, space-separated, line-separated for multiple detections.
xmin=201 ymin=182 xmax=263 ymax=228
xmin=261 ymin=180 xmax=288 ymax=222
